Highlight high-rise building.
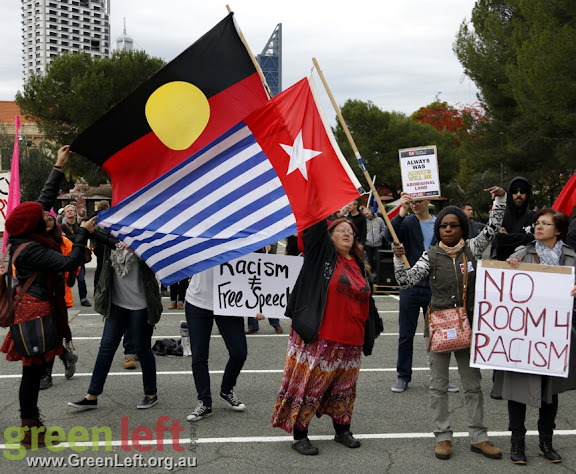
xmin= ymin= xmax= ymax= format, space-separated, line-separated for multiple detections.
xmin=115 ymin=18 xmax=133 ymax=51
xmin=21 ymin=0 xmax=111 ymax=83
xmin=256 ymin=24 xmax=282 ymax=97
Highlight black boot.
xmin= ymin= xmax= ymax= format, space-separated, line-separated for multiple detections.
xmin=539 ymin=439 xmax=562 ymax=463
xmin=510 ymin=441 xmax=526 ymax=464
xmin=39 ymin=369 xmax=52 ymax=390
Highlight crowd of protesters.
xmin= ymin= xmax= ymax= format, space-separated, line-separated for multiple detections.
xmin=1 ymin=150 xmax=576 ymax=465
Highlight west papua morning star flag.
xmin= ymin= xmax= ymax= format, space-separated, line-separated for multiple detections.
xmin=71 ymin=13 xmax=269 ymax=204
xmin=97 ymin=76 xmax=363 ymax=285
xmin=553 ymin=173 xmax=576 ymax=216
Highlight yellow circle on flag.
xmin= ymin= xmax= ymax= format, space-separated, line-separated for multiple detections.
xmin=145 ymin=81 xmax=210 ymax=151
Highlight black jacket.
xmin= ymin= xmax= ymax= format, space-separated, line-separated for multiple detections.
xmin=9 ymin=169 xmax=89 ymax=300
xmin=285 ymin=220 xmax=382 ymax=355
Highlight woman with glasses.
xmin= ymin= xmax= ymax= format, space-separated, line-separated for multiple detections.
xmin=393 ymin=186 xmax=506 ymax=461
xmin=272 ymin=218 xmax=383 ymax=455
xmin=493 ymin=208 xmax=576 ymax=464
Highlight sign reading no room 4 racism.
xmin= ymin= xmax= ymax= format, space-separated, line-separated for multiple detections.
xmin=470 ymin=260 xmax=575 ymax=378
xmin=213 ymin=253 xmax=303 ymax=318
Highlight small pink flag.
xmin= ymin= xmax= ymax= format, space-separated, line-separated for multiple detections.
xmin=2 ymin=116 xmax=22 ymax=253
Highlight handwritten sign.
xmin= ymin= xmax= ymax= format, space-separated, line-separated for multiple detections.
xmin=398 ymin=145 xmax=440 ymax=198
xmin=213 ymin=253 xmax=303 ymax=318
xmin=0 ymin=172 xmax=10 ymax=233
xmin=470 ymin=260 xmax=575 ymax=378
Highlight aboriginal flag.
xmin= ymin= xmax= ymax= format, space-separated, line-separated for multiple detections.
xmin=71 ymin=13 xmax=269 ymax=204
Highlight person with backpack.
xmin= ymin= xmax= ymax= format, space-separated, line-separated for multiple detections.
xmin=0 ymin=145 xmax=96 ymax=447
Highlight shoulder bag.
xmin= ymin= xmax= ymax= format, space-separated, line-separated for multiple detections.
xmin=427 ymin=253 xmax=472 ymax=353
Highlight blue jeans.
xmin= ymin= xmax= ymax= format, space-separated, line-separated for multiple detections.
xmin=397 ymin=286 xmax=432 ymax=382
xmin=185 ymin=303 xmax=247 ymax=407
xmin=88 ymin=304 xmax=157 ymax=396
xmin=77 ymin=263 xmax=88 ymax=301
xmin=247 ymin=317 xmax=280 ymax=330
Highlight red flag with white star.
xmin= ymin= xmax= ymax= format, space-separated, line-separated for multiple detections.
xmin=96 ymin=76 xmax=363 ymax=284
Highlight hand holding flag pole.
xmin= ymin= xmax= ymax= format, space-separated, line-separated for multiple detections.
xmin=312 ymin=58 xmax=409 ymax=268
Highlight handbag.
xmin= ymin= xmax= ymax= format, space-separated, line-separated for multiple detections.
xmin=84 ymin=247 xmax=93 ymax=263
xmin=0 ymin=242 xmax=38 ymax=328
xmin=427 ymin=253 xmax=472 ymax=353
xmin=10 ymin=315 xmax=59 ymax=357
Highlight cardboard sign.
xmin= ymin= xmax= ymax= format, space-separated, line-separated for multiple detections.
xmin=470 ymin=260 xmax=575 ymax=378
xmin=0 ymin=172 xmax=10 ymax=233
xmin=398 ymin=145 xmax=440 ymax=198
xmin=213 ymin=253 xmax=303 ymax=318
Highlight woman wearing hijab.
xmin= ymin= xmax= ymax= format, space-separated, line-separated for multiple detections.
xmin=271 ymin=218 xmax=382 ymax=455
xmin=493 ymin=208 xmax=576 ymax=464
xmin=393 ymin=186 xmax=506 ymax=461
xmin=0 ymin=145 xmax=96 ymax=447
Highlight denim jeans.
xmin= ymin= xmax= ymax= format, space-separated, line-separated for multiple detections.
xmin=77 ymin=263 xmax=88 ymax=301
xmin=88 ymin=304 xmax=156 ymax=396
xmin=247 ymin=317 xmax=280 ymax=330
xmin=185 ymin=303 xmax=247 ymax=407
xmin=397 ymin=286 xmax=432 ymax=381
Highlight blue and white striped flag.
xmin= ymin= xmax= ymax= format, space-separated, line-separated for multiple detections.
xmin=97 ymin=77 xmax=362 ymax=285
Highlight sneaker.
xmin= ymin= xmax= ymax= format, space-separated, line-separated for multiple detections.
xmin=39 ymin=373 xmax=53 ymax=390
xmin=187 ymin=401 xmax=213 ymax=421
xmin=435 ymin=440 xmax=452 ymax=460
xmin=471 ymin=440 xmax=503 ymax=459
xmin=63 ymin=352 xmax=78 ymax=379
xmin=391 ymin=378 xmax=408 ymax=392
xmin=137 ymin=395 xmax=158 ymax=409
xmin=448 ymin=383 xmax=459 ymax=393
xmin=68 ymin=397 xmax=98 ymax=409
xmin=220 ymin=391 xmax=246 ymax=411
xmin=124 ymin=357 xmax=136 ymax=370
xmin=80 ymin=299 xmax=92 ymax=307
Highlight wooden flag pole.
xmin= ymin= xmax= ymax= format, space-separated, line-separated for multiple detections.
xmin=226 ymin=5 xmax=274 ymax=99
xmin=312 ymin=57 xmax=410 ymax=269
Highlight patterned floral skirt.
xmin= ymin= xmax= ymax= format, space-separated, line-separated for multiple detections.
xmin=271 ymin=328 xmax=362 ymax=433
xmin=0 ymin=293 xmax=62 ymax=366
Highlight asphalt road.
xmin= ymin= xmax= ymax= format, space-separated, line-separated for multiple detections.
xmin=0 ymin=264 xmax=574 ymax=473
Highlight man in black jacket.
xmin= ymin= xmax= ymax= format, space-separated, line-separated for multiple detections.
xmin=491 ymin=177 xmax=535 ymax=261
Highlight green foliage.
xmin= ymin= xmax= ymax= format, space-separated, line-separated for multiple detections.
xmin=453 ymin=0 xmax=576 ymax=204
xmin=333 ymin=100 xmax=464 ymax=199
xmin=19 ymin=143 xmax=58 ymax=202
xmin=15 ymin=50 xmax=165 ymax=185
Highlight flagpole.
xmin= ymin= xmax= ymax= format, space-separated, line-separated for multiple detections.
xmin=312 ymin=57 xmax=410 ymax=269
xmin=226 ymin=5 xmax=274 ymax=99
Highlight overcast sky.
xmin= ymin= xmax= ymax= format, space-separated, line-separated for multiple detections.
xmin=1 ymin=1 xmax=479 ymax=117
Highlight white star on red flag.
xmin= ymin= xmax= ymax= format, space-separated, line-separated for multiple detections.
xmin=280 ymin=129 xmax=322 ymax=180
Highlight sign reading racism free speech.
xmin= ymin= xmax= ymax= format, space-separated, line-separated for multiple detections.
xmin=470 ymin=260 xmax=575 ymax=378
xmin=213 ymin=253 xmax=303 ymax=318
xmin=398 ymin=145 xmax=440 ymax=199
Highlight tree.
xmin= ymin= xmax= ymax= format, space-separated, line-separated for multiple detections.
xmin=16 ymin=50 xmax=165 ymax=186
xmin=453 ymin=0 xmax=576 ymax=206
xmin=333 ymin=100 xmax=464 ymax=201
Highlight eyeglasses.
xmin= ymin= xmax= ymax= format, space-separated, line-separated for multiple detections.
xmin=438 ymin=223 xmax=461 ymax=229
xmin=512 ymin=189 xmax=527 ymax=195
xmin=532 ymin=221 xmax=554 ymax=229
xmin=334 ymin=228 xmax=355 ymax=236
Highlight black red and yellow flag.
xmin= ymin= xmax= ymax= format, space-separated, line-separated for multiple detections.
xmin=71 ymin=13 xmax=269 ymax=204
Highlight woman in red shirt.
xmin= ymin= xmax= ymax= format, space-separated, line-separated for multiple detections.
xmin=272 ymin=218 xmax=381 ymax=455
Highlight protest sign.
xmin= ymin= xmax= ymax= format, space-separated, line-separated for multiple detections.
xmin=398 ymin=145 xmax=440 ymax=198
xmin=213 ymin=253 xmax=303 ymax=318
xmin=0 ymin=172 xmax=10 ymax=233
xmin=470 ymin=260 xmax=574 ymax=377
